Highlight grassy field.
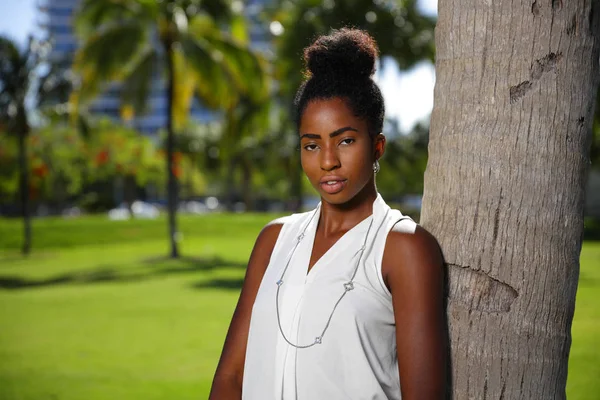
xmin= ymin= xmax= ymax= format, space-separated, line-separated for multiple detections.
xmin=0 ymin=215 xmax=598 ymax=399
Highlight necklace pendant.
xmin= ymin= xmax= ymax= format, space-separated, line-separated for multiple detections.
xmin=344 ymin=281 xmax=354 ymax=291
xmin=297 ymin=232 xmax=305 ymax=242
xmin=314 ymin=336 xmax=322 ymax=344
xmin=276 ymin=279 xmax=284 ymax=286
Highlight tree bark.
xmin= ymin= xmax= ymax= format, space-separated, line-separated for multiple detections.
xmin=164 ymin=40 xmax=179 ymax=259
xmin=421 ymin=0 xmax=600 ymax=398
xmin=17 ymin=117 xmax=31 ymax=256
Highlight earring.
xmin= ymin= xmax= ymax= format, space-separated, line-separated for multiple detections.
xmin=373 ymin=159 xmax=380 ymax=174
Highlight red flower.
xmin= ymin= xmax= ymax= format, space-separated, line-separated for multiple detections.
xmin=32 ymin=164 xmax=49 ymax=178
xmin=172 ymin=165 xmax=182 ymax=178
xmin=96 ymin=149 xmax=109 ymax=165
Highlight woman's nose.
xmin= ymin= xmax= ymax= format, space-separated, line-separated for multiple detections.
xmin=320 ymin=146 xmax=340 ymax=171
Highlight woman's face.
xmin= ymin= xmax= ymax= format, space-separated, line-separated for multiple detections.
xmin=299 ymin=97 xmax=384 ymax=205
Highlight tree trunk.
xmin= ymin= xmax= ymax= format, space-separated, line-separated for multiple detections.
xmin=165 ymin=41 xmax=179 ymax=258
xmin=17 ymin=124 xmax=31 ymax=255
xmin=421 ymin=1 xmax=600 ymax=398
xmin=241 ymin=158 xmax=253 ymax=211
xmin=224 ymin=156 xmax=237 ymax=212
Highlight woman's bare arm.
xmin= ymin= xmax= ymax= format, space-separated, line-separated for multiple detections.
xmin=209 ymin=221 xmax=284 ymax=400
xmin=383 ymin=224 xmax=446 ymax=399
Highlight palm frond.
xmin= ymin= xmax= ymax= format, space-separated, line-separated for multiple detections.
xmin=0 ymin=36 xmax=28 ymax=100
xmin=120 ymin=47 xmax=159 ymax=118
xmin=187 ymin=15 xmax=268 ymax=102
xmin=179 ymin=33 xmax=237 ymax=109
xmin=171 ymin=48 xmax=198 ymax=130
xmin=73 ymin=21 xmax=148 ymax=103
xmin=75 ymin=0 xmax=158 ymax=39
xmin=207 ymin=36 xmax=268 ymax=102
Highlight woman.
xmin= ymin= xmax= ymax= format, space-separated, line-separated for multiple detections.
xmin=210 ymin=28 xmax=446 ymax=399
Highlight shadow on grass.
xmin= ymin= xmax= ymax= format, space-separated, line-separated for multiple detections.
xmin=192 ymin=277 xmax=245 ymax=290
xmin=0 ymin=256 xmax=247 ymax=290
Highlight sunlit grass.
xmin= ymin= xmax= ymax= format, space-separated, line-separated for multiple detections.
xmin=0 ymin=215 xmax=597 ymax=399
xmin=568 ymin=241 xmax=600 ymax=399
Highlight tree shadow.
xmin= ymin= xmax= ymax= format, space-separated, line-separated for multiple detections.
xmin=191 ymin=277 xmax=245 ymax=290
xmin=0 ymin=252 xmax=56 ymax=265
xmin=0 ymin=255 xmax=247 ymax=290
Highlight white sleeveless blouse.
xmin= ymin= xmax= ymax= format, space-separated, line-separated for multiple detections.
xmin=243 ymin=194 xmax=414 ymax=400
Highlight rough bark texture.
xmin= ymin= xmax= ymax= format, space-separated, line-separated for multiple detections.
xmin=421 ymin=0 xmax=600 ymax=398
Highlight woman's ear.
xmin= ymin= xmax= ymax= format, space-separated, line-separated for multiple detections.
xmin=374 ymin=133 xmax=386 ymax=160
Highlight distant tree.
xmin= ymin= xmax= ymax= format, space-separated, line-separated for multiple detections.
xmin=0 ymin=36 xmax=53 ymax=254
xmin=27 ymin=125 xmax=87 ymax=208
xmin=421 ymin=0 xmax=600 ymax=397
xmin=85 ymin=119 xmax=166 ymax=208
xmin=268 ymin=0 xmax=436 ymax=210
xmin=73 ymin=0 xmax=267 ymax=258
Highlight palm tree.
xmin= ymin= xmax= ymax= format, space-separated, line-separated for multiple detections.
xmin=73 ymin=0 xmax=267 ymax=258
xmin=0 ymin=36 xmax=52 ymax=255
xmin=421 ymin=0 xmax=599 ymax=397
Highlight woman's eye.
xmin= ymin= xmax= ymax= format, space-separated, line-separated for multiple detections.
xmin=340 ymin=138 xmax=355 ymax=146
xmin=303 ymin=144 xmax=318 ymax=151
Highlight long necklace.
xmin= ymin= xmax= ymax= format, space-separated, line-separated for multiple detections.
xmin=275 ymin=207 xmax=375 ymax=348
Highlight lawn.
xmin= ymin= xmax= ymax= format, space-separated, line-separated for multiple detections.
xmin=0 ymin=215 xmax=598 ymax=399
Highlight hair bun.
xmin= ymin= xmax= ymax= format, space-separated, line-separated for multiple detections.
xmin=304 ymin=28 xmax=378 ymax=81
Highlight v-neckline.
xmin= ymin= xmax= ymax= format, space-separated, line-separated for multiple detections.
xmin=304 ymin=207 xmax=373 ymax=277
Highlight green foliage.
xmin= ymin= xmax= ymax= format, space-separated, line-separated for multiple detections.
xmin=27 ymin=124 xmax=87 ymax=203
xmin=0 ymin=132 xmax=18 ymax=197
xmin=269 ymin=0 xmax=436 ymax=103
xmin=73 ymin=0 xmax=268 ymax=125
xmin=0 ymin=36 xmax=40 ymax=131
xmin=0 ymin=216 xmax=597 ymax=399
xmin=377 ymin=120 xmax=429 ymax=198
xmin=86 ymin=119 xmax=163 ymax=185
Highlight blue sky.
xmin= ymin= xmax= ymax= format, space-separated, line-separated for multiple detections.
xmin=0 ymin=0 xmax=438 ymax=133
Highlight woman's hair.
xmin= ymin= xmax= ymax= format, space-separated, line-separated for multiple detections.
xmin=294 ymin=28 xmax=385 ymax=137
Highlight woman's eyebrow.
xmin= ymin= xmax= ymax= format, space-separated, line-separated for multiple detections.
xmin=300 ymin=126 xmax=358 ymax=140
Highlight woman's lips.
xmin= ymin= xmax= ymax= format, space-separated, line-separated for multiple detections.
xmin=320 ymin=179 xmax=347 ymax=194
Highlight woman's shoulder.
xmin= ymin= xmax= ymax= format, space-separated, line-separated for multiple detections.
xmin=386 ymin=222 xmax=439 ymax=255
xmin=382 ymin=220 xmax=443 ymax=282
xmin=254 ymin=210 xmax=316 ymax=251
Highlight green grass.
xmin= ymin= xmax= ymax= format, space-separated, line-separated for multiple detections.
xmin=0 ymin=216 xmax=598 ymax=399
xmin=568 ymin=241 xmax=600 ymax=398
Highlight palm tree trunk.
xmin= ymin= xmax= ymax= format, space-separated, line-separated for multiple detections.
xmin=164 ymin=40 xmax=179 ymax=259
xmin=18 ymin=125 xmax=31 ymax=255
xmin=421 ymin=1 xmax=600 ymax=398
xmin=241 ymin=158 xmax=252 ymax=211
xmin=225 ymin=157 xmax=237 ymax=212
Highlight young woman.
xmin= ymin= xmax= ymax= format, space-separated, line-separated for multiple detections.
xmin=210 ymin=28 xmax=446 ymax=400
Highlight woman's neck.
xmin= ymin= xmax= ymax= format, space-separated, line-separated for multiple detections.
xmin=318 ymin=182 xmax=378 ymax=237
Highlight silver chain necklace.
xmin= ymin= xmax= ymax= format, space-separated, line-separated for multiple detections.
xmin=275 ymin=207 xmax=375 ymax=348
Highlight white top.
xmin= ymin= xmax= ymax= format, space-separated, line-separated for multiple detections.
xmin=243 ymin=194 xmax=415 ymax=400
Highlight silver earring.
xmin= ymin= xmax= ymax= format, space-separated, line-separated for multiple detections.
xmin=373 ymin=159 xmax=380 ymax=174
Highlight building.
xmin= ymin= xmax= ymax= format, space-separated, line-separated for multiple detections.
xmin=38 ymin=0 xmax=270 ymax=134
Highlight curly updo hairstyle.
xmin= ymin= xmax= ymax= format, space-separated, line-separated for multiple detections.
xmin=294 ymin=28 xmax=385 ymax=138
